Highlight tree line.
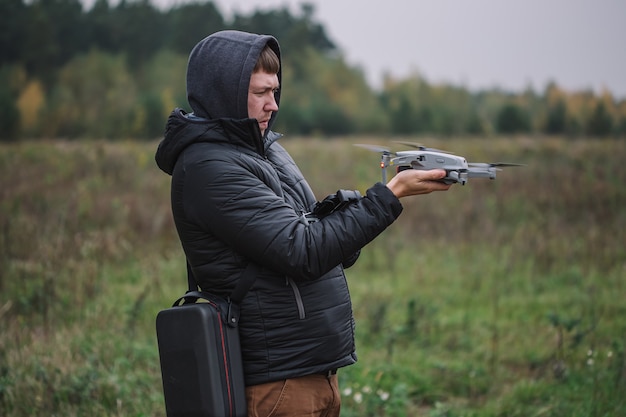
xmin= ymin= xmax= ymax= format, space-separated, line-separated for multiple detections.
xmin=1 ymin=0 xmax=624 ymax=141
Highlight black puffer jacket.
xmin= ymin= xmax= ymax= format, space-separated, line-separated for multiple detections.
xmin=155 ymin=31 xmax=403 ymax=386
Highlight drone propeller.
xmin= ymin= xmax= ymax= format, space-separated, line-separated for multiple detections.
xmin=393 ymin=141 xmax=451 ymax=154
xmin=354 ymin=143 xmax=393 ymax=154
xmin=468 ymin=162 xmax=525 ymax=168
xmin=354 ymin=144 xmax=394 ymax=182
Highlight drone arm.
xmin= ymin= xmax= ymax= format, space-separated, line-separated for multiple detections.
xmin=467 ymin=168 xmax=497 ymax=180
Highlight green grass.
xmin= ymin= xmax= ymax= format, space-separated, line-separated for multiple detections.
xmin=1 ymin=137 xmax=625 ymax=416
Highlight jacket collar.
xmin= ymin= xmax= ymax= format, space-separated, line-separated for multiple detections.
xmin=155 ymin=108 xmax=282 ymax=175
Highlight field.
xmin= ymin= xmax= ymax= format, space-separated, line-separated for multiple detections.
xmin=1 ymin=136 xmax=625 ymax=416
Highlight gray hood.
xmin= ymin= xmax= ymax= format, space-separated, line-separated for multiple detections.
xmin=186 ymin=30 xmax=282 ymax=126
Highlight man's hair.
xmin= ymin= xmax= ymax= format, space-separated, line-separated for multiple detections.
xmin=254 ymin=45 xmax=280 ymax=74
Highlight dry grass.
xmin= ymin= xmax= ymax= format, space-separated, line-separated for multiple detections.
xmin=1 ymin=136 xmax=624 ymax=416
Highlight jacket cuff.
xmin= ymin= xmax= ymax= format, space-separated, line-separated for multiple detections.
xmin=367 ymin=182 xmax=403 ymax=220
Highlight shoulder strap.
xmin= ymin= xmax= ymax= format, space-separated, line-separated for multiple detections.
xmin=187 ymin=261 xmax=258 ymax=304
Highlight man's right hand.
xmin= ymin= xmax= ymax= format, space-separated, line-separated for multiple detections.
xmin=386 ymin=169 xmax=451 ymax=198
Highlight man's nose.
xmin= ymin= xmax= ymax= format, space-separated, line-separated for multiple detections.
xmin=266 ymin=95 xmax=279 ymax=111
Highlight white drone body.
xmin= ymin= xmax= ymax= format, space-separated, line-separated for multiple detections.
xmin=357 ymin=142 xmax=520 ymax=185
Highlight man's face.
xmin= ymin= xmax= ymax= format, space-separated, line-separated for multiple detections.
xmin=248 ymin=71 xmax=279 ymax=136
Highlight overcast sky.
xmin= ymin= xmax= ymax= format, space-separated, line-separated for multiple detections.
xmin=159 ymin=0 xmax=626 ymax=97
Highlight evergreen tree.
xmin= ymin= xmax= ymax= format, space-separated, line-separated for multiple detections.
xmin=231 ymin=3 xmax=335 ymax=59
xmin=86 ymin=0 xmax=115 ymax=52
xmin=0 ymin=85 xmax=20 ymax=141
xmin=108 ymin=0 xmax=165 ymax=66
xmin=543 ymin=100 xmax=567 ymax=135
xmin=496 ymin=103 xmax=530 ymax=134
xmin=586 ymin=101 xmax=613 ymax=137
xmin=166 ymin=2 xmax=225 ymax=54
xmin=0 ymin=0 xmax=27 ymax=66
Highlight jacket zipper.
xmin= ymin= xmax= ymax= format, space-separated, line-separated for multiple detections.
xmin=286 ymin=277 xmax=306 ymax=319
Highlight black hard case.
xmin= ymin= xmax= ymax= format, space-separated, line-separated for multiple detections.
xmin=156 ymin=292 xmax=248 ymax=417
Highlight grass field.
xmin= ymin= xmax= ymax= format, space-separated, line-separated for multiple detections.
xmin=1 ymin=136 xmax=624 ymax=416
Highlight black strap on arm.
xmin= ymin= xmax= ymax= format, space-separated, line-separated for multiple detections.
xmin=303 ymin=189 xmax=362 ymax=223
xmin=186 ymin=261 xmax=258 ymax=304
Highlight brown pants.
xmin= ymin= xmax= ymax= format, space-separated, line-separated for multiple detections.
xmin=246 ymin=374 xmax=340 ymax=417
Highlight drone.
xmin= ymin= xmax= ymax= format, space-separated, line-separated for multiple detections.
xmin=355 ymin=141 xmax=522 ymax=185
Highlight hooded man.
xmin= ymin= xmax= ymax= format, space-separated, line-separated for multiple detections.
xmin=155 ymin=30 xmax=450 ymax=417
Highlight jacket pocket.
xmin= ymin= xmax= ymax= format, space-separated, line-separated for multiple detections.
xmin=286 ymin=277 xmax=306 ymax=319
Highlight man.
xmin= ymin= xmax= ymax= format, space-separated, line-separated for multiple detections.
xmin=155 ymin=30 xmax=450 ymax=417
